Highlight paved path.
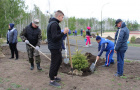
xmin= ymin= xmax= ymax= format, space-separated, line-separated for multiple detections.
xmin=2 ymin=37 xmax=140 ymax=60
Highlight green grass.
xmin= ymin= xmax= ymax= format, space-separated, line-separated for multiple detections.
xmin=111 ymin=79 xmax=115 ymax=81
xmin=120 ymin=76 xmax=127 ymax=79
xmin=124 ymin=60 xmax=132 ymax=63
xmin=128 ymin=43 xmax=140 ymax=47
xmin=118 ymin=83 xmax=122 ymax=86
xmin=18 ymin=37 xmax=22 ymax=42
xmin=11 ymin=83 xmax=21 ymax=88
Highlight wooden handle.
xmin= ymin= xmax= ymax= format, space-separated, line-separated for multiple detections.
xmin=67 ymin=33 xmax=73 ymax=68
xmin=28 ymin=43 xmax=51 ymax=61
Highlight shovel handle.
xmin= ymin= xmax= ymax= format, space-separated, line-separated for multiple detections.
xmin=28 ymin=43 xmax=51 ymax=61
xmin=94 ymin=59 xmax=97 ymax=66
xmin=67 ymin=33 xmax=73 ymax=68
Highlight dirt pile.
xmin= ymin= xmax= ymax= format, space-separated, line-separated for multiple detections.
xmin=135 ymin=38 xmax=140 ymax=44
xmin=91 ymin=34 xmax=96 ymax=38
xmin=85 ymin=52 xmax=105 ymax=67
xmin=106 ymin=36 xmax=114 ymax=40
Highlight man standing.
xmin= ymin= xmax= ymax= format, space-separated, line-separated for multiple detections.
xmin=47 ymin=10 xmax=69 ymax=87
xmin=7 ymin=23 xmax=18 ymax=60
xmin=96 ymin=36 xmax=114 ymax=67
xmin=114 ymin=19 xmax=129 ymax=77
xmin=81 ymin=28 xmax=83 ymax=36
xmin=20 ymin=19 xmax=42 ymax=70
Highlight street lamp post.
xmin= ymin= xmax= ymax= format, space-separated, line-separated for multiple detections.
xmin=101 ymin=3 xmax=109 ymax=36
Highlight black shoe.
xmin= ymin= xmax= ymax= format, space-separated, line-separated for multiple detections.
xmin=37 ymin=63 xmax=42 ymax=70
xmin=102 ymin=65 xmax=109 ymax=67
xmin=15 ymin=58 xmax=18 ymax=60
xmin=111 ymin=62 xmax=115 ymax=64
xmin=49 ymin=81 xmax=61 ymax=87
xmin=54 ymin=77 xmax=61 ymax=82
xmin=9 ymin=57 xmax=14 ymax=59
xmin=30 ymin=63 xmax=34 ymax=70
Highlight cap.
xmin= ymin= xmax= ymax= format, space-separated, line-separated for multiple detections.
xmin=96 ymin=36 xmax=101 ymax=40
xmin=115 ymin=19 xmax=122 ymax=27
xmin=87 ymin=26 xmax=91 ymax=30
xmin=32 ymin=19 xmax=39 ymax=26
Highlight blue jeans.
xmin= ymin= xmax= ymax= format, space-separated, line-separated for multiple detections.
xmin=117 ymin=50 xmax=126 ymax=75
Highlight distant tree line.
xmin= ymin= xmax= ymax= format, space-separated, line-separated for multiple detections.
xmin=0 ymin=0 xmax=139 ymax=38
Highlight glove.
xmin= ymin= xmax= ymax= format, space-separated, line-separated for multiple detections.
xmin=65 ymin=49 xmax=67 ymax=53
xmin=35 ymin=46 xmax=39 ymax=50
xmin=25 ymin=40 xmax=29 ymax=44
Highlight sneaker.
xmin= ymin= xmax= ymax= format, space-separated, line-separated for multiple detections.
xmin=111 ymin=62 xmax=115 ymax=64
xmin=114 ymin=73 xmax=122 ymax=77
xmin=49 ymin=81 xmax=61 ymax=87
xmin=54 ymin=77 xmax=61 ymax=82
xmin=85 ymin=45 xmax=89 ymax=47
xmin=102 ymin=65 xmax=109 ymax=67
xmin=9 ymin=57 xmax=14 ymax=59
xmin=89 ymin=44 xmax=92 ymax=46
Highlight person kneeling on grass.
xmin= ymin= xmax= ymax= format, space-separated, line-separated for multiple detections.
xmin=96 ymin=36 xmax=115 ymax=67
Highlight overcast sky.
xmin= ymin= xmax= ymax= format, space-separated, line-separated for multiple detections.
xmin=25 ymin=0 xmax=140 ymax=23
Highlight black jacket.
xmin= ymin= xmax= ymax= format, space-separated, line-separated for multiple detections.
xmin=20 ymin=23 xmax=42 ymax=46
xmin=86 ymin=30 xmax=91 ymax=36
xmin=47 ymin=18 xmax=64 ymax=49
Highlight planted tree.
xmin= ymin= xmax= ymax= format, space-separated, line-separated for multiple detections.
xmin=130 ymin=36 xmax=136 ymax=43
xmin=72 ymin=50 xmax=89 ymax=71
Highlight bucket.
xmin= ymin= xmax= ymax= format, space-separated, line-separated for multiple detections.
xmin=84 ymin=39 xmax=87 ymax=42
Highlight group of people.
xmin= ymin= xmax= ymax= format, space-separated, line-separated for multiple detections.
xmin=6 ymin=10 xmax=129 ymax=87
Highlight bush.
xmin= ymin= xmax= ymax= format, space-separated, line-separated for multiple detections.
xmin=42 ymin=30 xmax=47 ymax=41
xmin=96 ymin=32 xmax=99 ymax=36
xmin=0 ymin=38 xmax=4 ymax=52
xmin=72 ymin=50 xmax=89 ymax=71
xmin=130 ymin=36 xmax=136 ymax=43
xmin=83 ymin=32 xmax=86 ymax=38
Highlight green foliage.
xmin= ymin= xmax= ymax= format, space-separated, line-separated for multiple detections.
xmin=18 ymin=37 xmax=22 ymax=42
xmin=72 ymin=50 xmax=89 ymax=71
xmin=68 ymin=17 xmax=76 ymax=30
xmin=42 ymin=30 xmax=47 ymax=41
xmin=120 ymin=76 xmax=127 ymax=79
xmin=0 ymin=0 xmax=27 ymax=37
xmin=130 ymin=36 xmax=136 ymax=43
xmin=83 ymin=32 xmax=86 ymax=38
xmin=11 ymin=83 xmax=21 ymax=88
xmin=96 ymin=32 xmax=99 ymax=36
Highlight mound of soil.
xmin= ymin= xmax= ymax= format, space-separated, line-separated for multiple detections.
xmin=106 ymin=36 xmax=114 ymax=40
xmin=91 ymin=34 xmax=96 ymax=38
xmin=60 ymin=52 xmax=105 ymax=76
xmin=135 ymin=38 xmax=140 ymax=44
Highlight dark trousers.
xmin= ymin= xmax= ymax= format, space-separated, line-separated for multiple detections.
xmin=9 ymin=43 xmax=18 ymax=59
xmin=49 ymin=49 xmax=62 ymax=80
xmin=117 ymin=50 xmax=126 ymax=76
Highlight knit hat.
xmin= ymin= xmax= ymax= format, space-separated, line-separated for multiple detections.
xmin=32 ymin=19 xmax=39 ymax=26
xmin=9 ymin=23 xmax=14 ymax=29
xmin=96 ymin=36 xmax=101 ymax=40
xmin=87 ymin=26 xmax=91 ymax=30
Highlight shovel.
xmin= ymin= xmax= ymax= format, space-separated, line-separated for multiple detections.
xmin=90 ymin=59 xmax=97 ymax=73
xmin=28 ymin=43 xmax=51 ymax=61
xmin=67 ymin=32 xmax=73 ymax=77
xmin=64 ymin=39 xmax=69 ymax=64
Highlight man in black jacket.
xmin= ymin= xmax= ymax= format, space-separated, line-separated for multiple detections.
xmin=47 ymin=10 xmax=69 ymax=87
xmin=20 ymin=19 xmax=42 ymax=70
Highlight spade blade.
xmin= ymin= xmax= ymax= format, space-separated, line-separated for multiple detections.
xmin=64 ymin=58 xmax=69 ymax=64
xmin=90 ymin=63 xmax=96 ymax=72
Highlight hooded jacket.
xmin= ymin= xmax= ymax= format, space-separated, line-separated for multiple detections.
xmin=20 ymin=23 xmax=42 ymax=46
xmin=98 ymin=38 xmax=114 ymax=56
xmin=47 ymin=18 xmax=64 ymax=49
xmin=7 ymin=23 xmax=18 ymax=44
xmin=114 ymin=22 xmax=129 ymax=51
xmin=86 ymin=30 xmax=91 ymax=36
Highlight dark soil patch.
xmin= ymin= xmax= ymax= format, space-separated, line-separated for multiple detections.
xmin=135 ymin=38 xmax=140 ymax=44
xmin=106 ymin=36 xmax=114 ymax=40
xmin=91 ymin=34 xmax=96 ymax=38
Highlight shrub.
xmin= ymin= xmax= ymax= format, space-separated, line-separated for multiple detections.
xmin=130 ymin=36 xmax=136 ymax=43
xmin=96 ymin=32 xmax=99 ymax=36
xmin=42 ymin=30 xmax=47 ymax=41
xmin=72 ymin=50 xmax=89 ymax=71
xmin=83 ymin=32 xmax=86 ymax=38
